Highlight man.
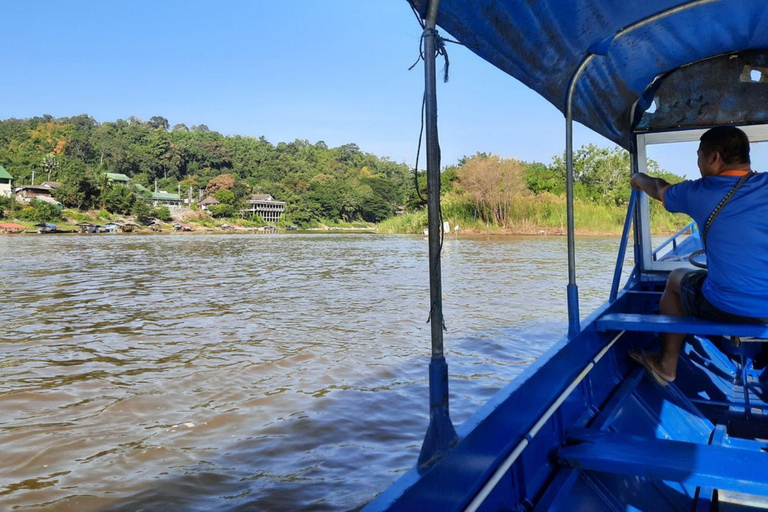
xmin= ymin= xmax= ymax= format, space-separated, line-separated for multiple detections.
xmin=629 ymin=125 xmax=768 ymax=385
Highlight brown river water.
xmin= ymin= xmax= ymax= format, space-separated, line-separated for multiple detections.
xmin=0 ymin=233 xmax=632 ymax=511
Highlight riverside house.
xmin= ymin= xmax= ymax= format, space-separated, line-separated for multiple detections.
xmin=151 ymin=192 xmax=183 ymax=208
xmin=14 ymin=185 xmax=61 ymax=205
xmin=241 ymin=194 xmax=286 ymax=223
xmin=103 ymin=173 xmax=182 ymax=208
xmin=0 ymin=166 xmax=13 ymax=198
xmin=200 ymin=196 xmax=220 ymax=211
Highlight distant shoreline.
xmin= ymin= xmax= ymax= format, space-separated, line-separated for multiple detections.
xmin=1 ymin=225 xmax=681 ymax=237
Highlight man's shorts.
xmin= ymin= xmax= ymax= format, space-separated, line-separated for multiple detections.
xmin=679 ymin=270 xmax=768 ymax=324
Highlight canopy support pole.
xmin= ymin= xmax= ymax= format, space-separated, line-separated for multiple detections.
xmin=417 ymin=0 xmax=458 ymax=471
xmin=564 ymin=55 xmax=594 ymax=338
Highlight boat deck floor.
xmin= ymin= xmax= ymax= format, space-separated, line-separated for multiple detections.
xmin=539 ymin=297 xmax=768 ymax=511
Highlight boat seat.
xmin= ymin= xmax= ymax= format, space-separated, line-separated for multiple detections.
xmin=558 ymin=428 xmax=768 ymax=496
xmin=597 ymin=313 xmax=768 ymax=420
xmin=596 ymin=313 xmax=768 ymax=340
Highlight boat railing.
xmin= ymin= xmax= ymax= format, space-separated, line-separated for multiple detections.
xmin=651 ymin=221 xmax=697 ymax=262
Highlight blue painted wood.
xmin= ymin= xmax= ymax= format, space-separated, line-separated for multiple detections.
xmin=596 ymin=313 xmax=768 ymax=338
xmin=559 ymin=428 xmax=768 ymax=496
xmin=695 ymin=425 xmax=728 ymax=512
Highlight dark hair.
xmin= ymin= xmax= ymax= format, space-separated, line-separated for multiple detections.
xmin=700 ymin=126 xmax=750 ymax=165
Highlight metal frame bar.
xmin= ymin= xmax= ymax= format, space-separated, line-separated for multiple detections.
xmin=609 ymin=189 xmax=638 ymax=303
xmin=563 ymin=0 xmax=724 ymax=333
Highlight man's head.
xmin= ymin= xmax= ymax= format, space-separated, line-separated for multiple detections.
xmin=697 ymin=126 xmax=751 ymax=176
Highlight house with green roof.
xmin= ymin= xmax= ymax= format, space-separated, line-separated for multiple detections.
xmin=102 ymin=171 xmax=182 ymax=208
xmin=0 ymin=166 xmax=12 ymax=198
xmin=105 ymin=173 xmax=131 ymax=185
xmin=151 ymin=192 xmax=182 ymax=208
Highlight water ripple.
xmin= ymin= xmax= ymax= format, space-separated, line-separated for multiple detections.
xmin=0 ymin=233 xmax=632 ymax=510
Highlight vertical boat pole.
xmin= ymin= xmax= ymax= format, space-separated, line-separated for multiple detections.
xmin=417 ymin=0 xmax=458 ymax=470
xmin=564 ymin=56 xmax=593 ymax=338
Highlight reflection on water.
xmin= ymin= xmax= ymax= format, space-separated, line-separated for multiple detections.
xmin=0 ymin=233 xmax=630 ymax=510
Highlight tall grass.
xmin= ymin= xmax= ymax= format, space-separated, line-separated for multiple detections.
xmin=379 ymin=192 xmax=690 ymax=235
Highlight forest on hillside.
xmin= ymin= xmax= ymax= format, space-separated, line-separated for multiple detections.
xmin=0 ymin=114 xmax=414 ymax=225
xmin=0 ymin=114 xmax=686 ymax=232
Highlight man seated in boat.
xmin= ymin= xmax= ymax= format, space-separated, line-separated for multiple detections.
xmin=629 ymin=126 xmax=768 ymax=385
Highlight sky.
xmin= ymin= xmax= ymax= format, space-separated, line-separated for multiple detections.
xmin=3 ymin=1 xmax=765 ymax=179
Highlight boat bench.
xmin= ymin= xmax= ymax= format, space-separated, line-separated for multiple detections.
xmin=559 ymin=428 xmax=768 ymax=496
xmin=596 ymin=313 xmax=768 ymax=340
xmin=597 ymin=314 xmax=768 ymax=420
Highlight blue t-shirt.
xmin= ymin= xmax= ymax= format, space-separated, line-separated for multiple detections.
xmin=664 ymin=172 xmax=768 ymax=318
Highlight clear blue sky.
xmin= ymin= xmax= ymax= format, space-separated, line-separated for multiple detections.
xmin=3 ymin=1 xmax=763 ymax=178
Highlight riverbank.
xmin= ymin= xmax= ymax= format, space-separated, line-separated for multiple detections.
xmin=1 ymin=197 xmax=691 ymax=237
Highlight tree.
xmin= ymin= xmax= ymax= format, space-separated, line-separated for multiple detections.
xmin=16 ymin=199 xmax=62 ymax=222
xmin=208 ymin=203 xmax=236 ymax=218
xmin=205 ymin=173 xmax=236 ymax=196
xmin=42 ymin=154 xmax=59 ymax=182
xmin=103 ymin=185 xmax=135 ymax=214
xmin=547 ymin=144 xmax=679 ymax=206
xmin=457 ymin=154 xmax=527 ymax=226
xmin=148 ymin=116 xmax=170 ymax=131
xmin=28 ymin=121 xmax=72 ymax=157
xmin=152 ymin=206 xmax=172 ymax=221
xmin=0 ymin=196 xmax=19 ymax=219
xmin=525 ymin=161 xmax=563 ymax=195
xmin=54 ymin=164 xmax=99 ymax=209
xmin=97 ymin=172 xmax=113 ymax=209
xmin=132 ymin=200 xmax=153 ymax=224
xmin=214 ymin=189 xmax=236 ymax=205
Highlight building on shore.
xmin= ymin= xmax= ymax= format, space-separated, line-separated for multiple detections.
xmin=40 ymin=181 xmax=62 ymax=191
xmin=200 ymin=196 xmax=220 ymax=211
xmin=151 ymin=192 xmax=183 ymax=208
xmin=241 ymin=194 xmax=286 ymax=223
xmin=14 ymin=185 xmax=61 ymax=205
xmin=105 ymin=173 xmax=132 ymax=186
xmin=0 ymin=166 xmax=13 ymax=198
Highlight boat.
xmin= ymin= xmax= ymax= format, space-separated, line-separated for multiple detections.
xmin=36 ymin=223 xmax=73 ymax=234
xmin=77 ymin=222 xmax=101 ymax=233
xmin=366 ymin=1 xmax=768 ymax=510
xmin=0 ymin=222 xmax=26 ymax=234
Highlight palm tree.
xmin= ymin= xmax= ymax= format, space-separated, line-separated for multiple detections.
xmin=97 ymin=172 xmax=113 ymax=209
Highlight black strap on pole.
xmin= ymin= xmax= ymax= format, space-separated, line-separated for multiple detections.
xmin=417 ymin=0 xmax=458 ymax=471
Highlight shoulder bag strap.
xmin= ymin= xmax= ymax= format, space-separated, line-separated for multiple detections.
xmin=701 ymin=171 xmax=755 ymax=250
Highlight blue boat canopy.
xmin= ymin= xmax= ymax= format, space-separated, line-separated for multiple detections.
xmin=409 ymin=0 xmax=768 ymax=148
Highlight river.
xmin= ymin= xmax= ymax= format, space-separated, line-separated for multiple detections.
xmin=0 ymin=233 xmax=632 ymax=511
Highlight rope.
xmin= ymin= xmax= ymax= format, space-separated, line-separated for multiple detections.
xmin=409 ymin=25 xmax=459 ymax=206
xmin=413 ymin=93 xmax=427 ymax=205
xmin=408 ymin=28 xmax=454 ymax=83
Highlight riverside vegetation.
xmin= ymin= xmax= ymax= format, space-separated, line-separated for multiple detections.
xmin=0 ymin=115 xmax=689 ymax=234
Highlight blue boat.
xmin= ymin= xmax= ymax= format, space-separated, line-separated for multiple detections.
xmin=367 ymin=1 xmax=768 ymax=510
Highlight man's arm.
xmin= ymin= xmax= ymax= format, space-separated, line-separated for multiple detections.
xmin=630 ymin=173 xmax=671 ymax=202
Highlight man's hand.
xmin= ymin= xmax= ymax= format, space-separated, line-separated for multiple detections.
xmin=630 ymin=173 xmax=671 ymax=202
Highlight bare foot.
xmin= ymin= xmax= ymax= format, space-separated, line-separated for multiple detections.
xmin=641 ymin=351 xmax=676 ymax=382
xmin=629 ymin=349 xmax=676 ymax=385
